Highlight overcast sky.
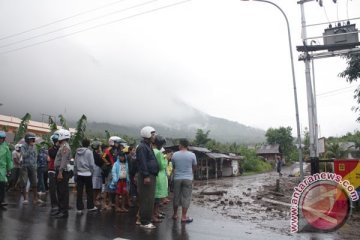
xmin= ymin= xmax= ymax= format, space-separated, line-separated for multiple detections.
xmin=0 ymin=0 xmax=359 ymax=138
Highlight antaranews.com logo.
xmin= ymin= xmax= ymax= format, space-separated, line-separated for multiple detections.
xmin=290 ymin=172 xmax=359 ymax=233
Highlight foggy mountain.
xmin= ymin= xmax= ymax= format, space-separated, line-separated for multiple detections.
xmin=2 ymin=101 xmax=265 ymax=144
xmin=86 ymin=112 xmax=266 ymax=144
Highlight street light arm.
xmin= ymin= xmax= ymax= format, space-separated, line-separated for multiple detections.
xmin=241 ymin=0 xmax=304 ymax=178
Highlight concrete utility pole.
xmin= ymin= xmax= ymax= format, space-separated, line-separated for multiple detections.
xmin=241 ymin=0 xmax=304 ymax=178
xmin=299 ymin=0 xmax=320 ymax=174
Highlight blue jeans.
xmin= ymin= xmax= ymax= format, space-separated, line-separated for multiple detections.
xmin=37 ymin=167 xmax=46 ymax=192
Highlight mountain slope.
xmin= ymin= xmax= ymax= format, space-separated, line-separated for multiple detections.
xmin=86 ymin=112 xmax=265 ymax=144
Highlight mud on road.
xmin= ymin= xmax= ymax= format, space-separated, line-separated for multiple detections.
xmin=191 ymin=171 xmax=360 ymax=239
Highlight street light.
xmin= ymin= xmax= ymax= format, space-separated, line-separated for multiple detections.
xmin=241 ymin=0 xmax=304 ymax=178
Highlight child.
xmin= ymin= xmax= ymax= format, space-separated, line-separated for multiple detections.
xmin=110 ymin=152 xmax=130 ymax=213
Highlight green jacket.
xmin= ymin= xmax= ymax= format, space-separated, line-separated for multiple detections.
xmin=154 ymin=149 xmax=168 ymax=198
xmin=0 ymin=142 xmax=13 ymax=182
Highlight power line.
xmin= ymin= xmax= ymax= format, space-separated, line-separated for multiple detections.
xmin=317 ymin=85 xmax=358 ymax=97
xmin=0 ymin=0 xmax=128 ymax=41
xmin=0 ymin=0 xmax=159 ymax=49
xmin=0 ymin=0 xmax=191 ymax=55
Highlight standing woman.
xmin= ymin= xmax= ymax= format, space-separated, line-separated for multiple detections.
xmin=0 ymin=131 xmax=13 ymax=208
xmin=152 ymin=135 xmax=168 ymax=222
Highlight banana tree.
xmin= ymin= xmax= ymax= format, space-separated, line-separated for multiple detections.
xmin=70 ymin=114 xmax=87 ymax=156
xmin=14 ymin=113 xmax=31 ymax=143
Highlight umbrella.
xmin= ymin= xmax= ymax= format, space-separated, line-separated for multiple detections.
xmin=17 ymin=136 xmax=44 ymax=145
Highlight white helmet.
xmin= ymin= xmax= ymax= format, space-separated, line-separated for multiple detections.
xmin=57 ymin=129 xmax=71 ymax=141
xmin=140 ymin=126 xmax=156 ymax=138
xmin=15 ymin=144 xmax=22 ymax=151
xmin=108 ymin=136 xmax=122 ymax=146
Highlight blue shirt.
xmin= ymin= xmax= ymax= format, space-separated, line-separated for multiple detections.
xmin=172 ymin=150 xmax=197 ymax=180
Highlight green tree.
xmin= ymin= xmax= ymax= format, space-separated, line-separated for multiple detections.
xmin=339 ymin=53 xmax=360 ymax=121
xmin=122 ymin=135 xmax=136 ymax=146
xmin=240 ymin=146 xmax=272 ymax=172
xmin=70 ymin=114 xmax=87 ymax=156
xmin=58 ymin=114 xmax=69 ymax=130
xmin=14 ymin=113 xmax=31 ymax=143
xmin=104 ymin=130 xmax=111 ymax=141
xmin=48 ymin=116 xmax=58 ymax=134
xmin=325 ymin=142 xmax=346 ymax=159
xmin=193 ymin=129 xmax=211 ymax=146
xmin=265 ymin=126 xmax=295 ymax=160
xmin=302 ymin=127 xmax=310 ymax=158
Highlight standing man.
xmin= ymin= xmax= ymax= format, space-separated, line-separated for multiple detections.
xmin=48 ymin=133 xmax=59 ymax=214
xmin=171 ymin=138 xmax=197 ymax=223
xmin=53 ymin=129 xmax=71 ymax=219
xmin=19 ymin=132 xmax=41 ymax=204
xmin=0 ymin=131 xmax=13 ymax=208
xmin=136 ymin=126 xmax=159 ymax=229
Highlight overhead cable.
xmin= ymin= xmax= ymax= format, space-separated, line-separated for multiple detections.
xmin=0 ymin=0 xmax=159 ymax=49
xmin=0 ymin=0 xmax=129 ymax=41
xmin=0 ymin=0 xmax=191 ymax=55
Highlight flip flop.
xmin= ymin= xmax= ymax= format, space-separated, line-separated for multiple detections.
xmin=181 ymin=217 xmax=193 ymax=223
xmin=152 ymin=218 xmax=162 ymax=223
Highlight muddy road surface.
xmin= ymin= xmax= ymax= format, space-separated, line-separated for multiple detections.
xmin=192 ymin=169 xmax=360 ymax=240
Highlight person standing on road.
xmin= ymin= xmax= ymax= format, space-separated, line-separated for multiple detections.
xmin=7 ymin=144 xmax=21 ymax=192
xmin=0 ymin=131 xmax=13 ymax=209
xmin=48 ymin=133 xmax=59 ymax=214
xmin=127 ymin=146 xmax=138 ymax=207
xmin=102 ymin=136 xmax=125 ymax=210
xmin=276 ymin=156 xmax=283 ymax=177
xmin=37 ymin=144 xmax=48 ymax=195
xmin=19 ymin=132 xmax=42 ymax=205
xmin=91 ymin=141 xmax=103 ymax=207
xmin=152 ymin=135 xmax=168 ymax=222
xmin=171 ymin=138 xmax=197 ymax=223
xmin=110 ymin=152 xmax=130 ymax=213
xmin=136 ymin=126 xmax=159 ymax=229
xmin=74 ymin=138 xmax=97 ymax=214
xmin=53 ymin=129 xmax=72 ymax=219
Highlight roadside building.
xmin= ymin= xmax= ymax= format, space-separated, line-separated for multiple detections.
xmin=256 ymin=144 xmax=282 ymax=163
xmin=0 ymin=114 xmax=76 ymax=143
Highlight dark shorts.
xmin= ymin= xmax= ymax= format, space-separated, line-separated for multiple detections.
xmin=19 ymin=166 xmax=37 ymax=188
xmin=116 ymin=179 xmax=128 ymax=195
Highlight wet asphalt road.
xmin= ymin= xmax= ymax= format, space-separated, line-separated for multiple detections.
xmin=0 ymin=176 xmax=352 ymax=240
xmin=0 ymin=189 xmax=296 ymax=240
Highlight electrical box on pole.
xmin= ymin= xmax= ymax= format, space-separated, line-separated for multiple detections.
xmin=323 ymin=22 xmax=359 ymax=51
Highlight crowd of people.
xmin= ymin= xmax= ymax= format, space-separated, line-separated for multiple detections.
xmin=0 ymin=126 xmax=197 ymax=230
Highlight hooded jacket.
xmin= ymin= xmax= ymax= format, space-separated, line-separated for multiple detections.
xmin=74 ymin=147 xmax=95 ymax=176
xmin=0 ymin=142 xmax=13 ymax=182
xmin=21 ymin=143 xmax=37 ymax=167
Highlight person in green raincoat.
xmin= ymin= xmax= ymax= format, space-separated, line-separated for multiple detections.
xmin=152 ymin=135 xmax=168 ymax=223
xmin=0 ymin=131 xmax=13 ymax=208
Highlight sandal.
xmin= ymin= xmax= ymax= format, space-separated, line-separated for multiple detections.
xmin=115 ymin=208 xmax=124 ymax=213
xmin=172 ymin=215 xmax=178 ymax=220
xmin=151 ymin=218 xmax=162 ymax=223
xmin=121 ymin=208 xmax=129 ymax=213
xmin=181 ymin=217 xmax=193 ymax=223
